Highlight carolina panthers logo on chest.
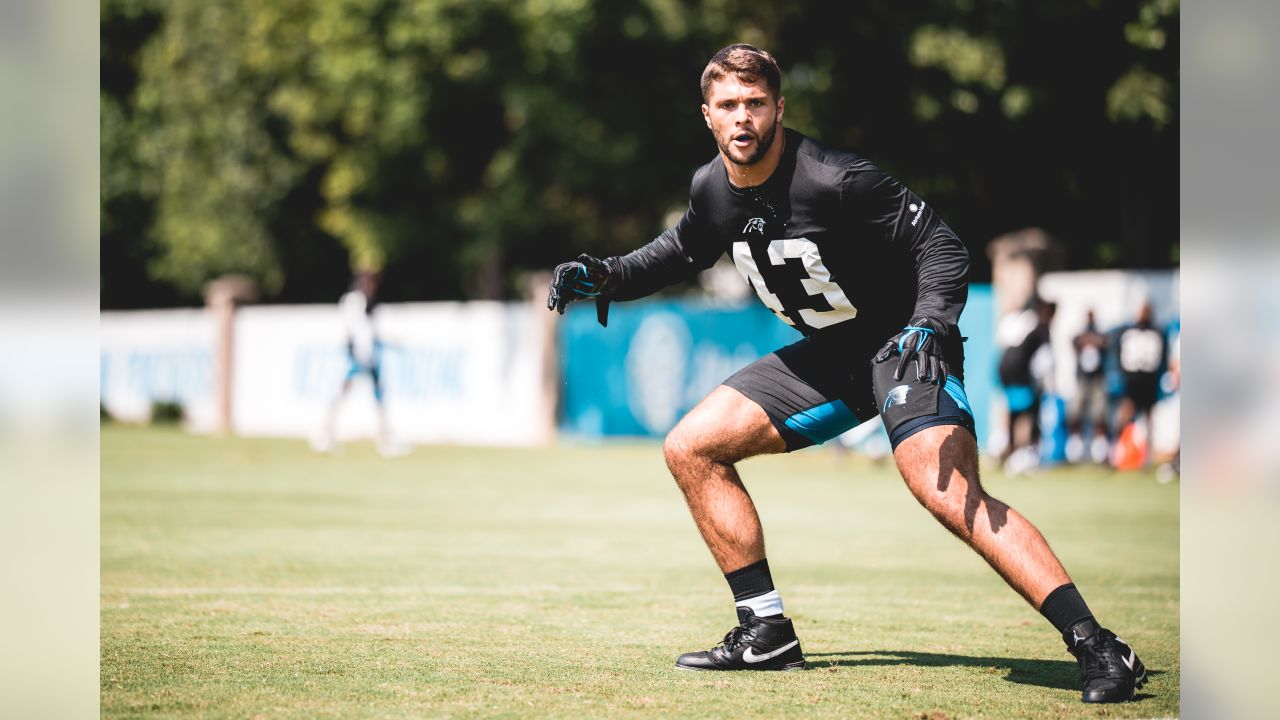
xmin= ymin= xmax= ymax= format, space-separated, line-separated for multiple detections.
xmin=742 ymin=217 xmax=767 ymax=236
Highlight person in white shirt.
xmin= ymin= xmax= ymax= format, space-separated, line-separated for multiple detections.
xmin=314 ymin=271 xmax=402 ymax=456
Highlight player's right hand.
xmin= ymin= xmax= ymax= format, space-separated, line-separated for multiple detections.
xmin=547 ymin=254 xmax=613 ymax=314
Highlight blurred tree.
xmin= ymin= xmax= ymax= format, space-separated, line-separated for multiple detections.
xmin=101 ymin=0 xmax=175 ymax=307
xmin=100 ymin=0 xmax=1178 ymax=308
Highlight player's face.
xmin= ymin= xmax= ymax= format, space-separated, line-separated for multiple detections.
xmin=702 ymin=75 xmax=784 ymax=167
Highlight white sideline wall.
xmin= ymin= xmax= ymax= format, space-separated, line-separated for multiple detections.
xmin=100 ymin=308 xmax=217 ymax=431
xmin=101 ymin=302 xmax=552 ymax=446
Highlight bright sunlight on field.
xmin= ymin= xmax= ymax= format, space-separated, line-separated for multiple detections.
xmin=102 ymin=427 xmax=1177 ymax=718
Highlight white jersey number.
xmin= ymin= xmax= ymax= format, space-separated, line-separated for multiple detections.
xmin=731 ymin=239 xmax=858 ymax=329
xmin=1119 ymin=328 xmax=1163 ymax=373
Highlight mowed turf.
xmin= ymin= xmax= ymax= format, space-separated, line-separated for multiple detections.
xmin=102 ymin=426 xmax=1178 ymax=719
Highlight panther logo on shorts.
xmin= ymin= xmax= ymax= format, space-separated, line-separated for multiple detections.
xmin=882 ymin=384 xmax=911 ymax=413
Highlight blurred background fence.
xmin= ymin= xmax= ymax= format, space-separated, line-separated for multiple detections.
xmin=100 ymin=270 xmax=1176 ymax=452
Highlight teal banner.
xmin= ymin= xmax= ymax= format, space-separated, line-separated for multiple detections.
xmin=558 ymin=285 xmax=994 ymax=448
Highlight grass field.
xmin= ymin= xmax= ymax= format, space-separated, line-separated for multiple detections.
xmin=102 ymin=426 xmax=1178 ymax=718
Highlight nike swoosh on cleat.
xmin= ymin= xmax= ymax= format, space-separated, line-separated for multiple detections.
xmin=742 ymin=639 xmax=800 ymax=664
xmin=1121 ymin=649 xmax=1136 ymax=672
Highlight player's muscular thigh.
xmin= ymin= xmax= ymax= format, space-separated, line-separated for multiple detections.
xmin=665 ymin=386 xmax=785 ymax=467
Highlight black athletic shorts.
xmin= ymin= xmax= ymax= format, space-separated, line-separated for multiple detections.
xmin=1123 ymin=372 xmax=1159 ymax=414
xmin=722 ymin=334 xmax=975 ymax=452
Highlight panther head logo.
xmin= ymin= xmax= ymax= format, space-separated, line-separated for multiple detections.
xmin=742 ymin=217 xmax=766 ymax=236
xmin=882 ymin=384 xmax=911 ymax=413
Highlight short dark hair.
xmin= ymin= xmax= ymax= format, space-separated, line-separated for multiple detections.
xmin=700 ymin=44 xmax=782 ymax=102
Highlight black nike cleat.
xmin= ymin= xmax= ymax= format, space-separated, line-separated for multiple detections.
xmin=1064 ymin=619 xmax=1147 ymax=703
xmin=675 ymin=607 xmax=806 ymax=671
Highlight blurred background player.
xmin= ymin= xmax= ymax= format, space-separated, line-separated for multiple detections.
xmin=1067 ymin=309 xmax=1111 ymax=464
xmin=996 ymin=297 xmax=1054 ymax=474
xmin=1112 ymin=301 xmax=1165 ymax=469
xmin=1152 ymin=317 xmax=1180 ymax=480
xmin=312 ymin=271 xmax=404 ymax=457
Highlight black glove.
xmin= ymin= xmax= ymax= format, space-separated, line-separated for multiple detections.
xmin=874 ymin=317 xmax=951 ymax=385
xmin=547 ymin=253 xmax=614 ymax=319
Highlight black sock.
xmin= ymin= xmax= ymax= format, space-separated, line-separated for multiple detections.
xmin=1040 ymin=583 xmax=1095 ymax=634
xmin=724 ymin=558 xmax=775 ymax=602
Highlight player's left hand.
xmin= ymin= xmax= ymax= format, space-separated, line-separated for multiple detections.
xmin=547 ymin=254 xmax=613 ymax=314
xmin=874 ymin=317 xmax=951 ymax=384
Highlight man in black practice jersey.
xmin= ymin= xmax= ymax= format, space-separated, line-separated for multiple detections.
xmin=547 ymin=45 xmax=1145 ymax=703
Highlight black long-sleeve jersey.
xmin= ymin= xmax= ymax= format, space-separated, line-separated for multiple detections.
xmin=607 ymin=128 xmax=969 ymax=355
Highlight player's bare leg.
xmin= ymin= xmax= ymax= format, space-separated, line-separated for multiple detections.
xmin=893 ymin=423 xmax=1070 ymax=606
xmin=893 ymin=423 xmax=1146 ymax=701
xmin=664 ymin=385 xmax=804 ymax=671
xmin=663 ymin=385 xmax=785 ymax=573
xmin=312 ymin=378 xmax=354 ymax=453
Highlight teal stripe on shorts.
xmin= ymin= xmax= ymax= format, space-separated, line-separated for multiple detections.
xmin=783 ymin=399 xmax=861 ymax=445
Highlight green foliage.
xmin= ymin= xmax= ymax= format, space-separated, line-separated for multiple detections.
xmin=147 ymin=400 xmax=184 ymax=424
xmin=1107 ymin=68 xmax=1174 ymax=129
xmin=910 ymin=26 xmax=1007 ymax=90
xmin=1110 ymin=0 xmax=1179 ymax=129
xmin=101 ymin=0 xmax=1180 ymax=305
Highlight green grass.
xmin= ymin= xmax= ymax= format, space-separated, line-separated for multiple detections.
xmin=102 ymin=426 xmax=1179 ymax=718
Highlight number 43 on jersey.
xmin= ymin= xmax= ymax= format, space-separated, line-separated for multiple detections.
xmin=731 ymin=238 xmax=857 ymax=330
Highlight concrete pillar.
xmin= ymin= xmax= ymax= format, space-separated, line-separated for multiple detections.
xmin=986 ymin=227 xmax=1064 ymax=315
xmin=203 ymin=275 xmax=258 ymax=435
xmin=984 ymin=228 xmax=1063 ymax=456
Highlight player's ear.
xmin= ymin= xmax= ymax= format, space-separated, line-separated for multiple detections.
xmin=701 ymin=103 xmax=711 ymax=129
xmin=776 ymin=96 xmax=784 ymax=122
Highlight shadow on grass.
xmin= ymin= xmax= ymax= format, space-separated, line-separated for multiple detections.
xmin=806 ymin=650 xmax=1162 ymax=697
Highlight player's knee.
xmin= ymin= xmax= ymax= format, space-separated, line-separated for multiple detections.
xmin=906 ymin=467 xmax=982 ymax=533
xmin=916 ymin=485 xmax=956 ymax=519
xmin=663 ymin=421 xmax=720 ymax=475
xmin=663 ymin=427 xmax=697 ymax=472
xmin=929 ymin=484 xmax=991 ymax=538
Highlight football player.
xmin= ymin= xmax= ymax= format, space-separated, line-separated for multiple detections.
xmin=548 ymin=45 xmax=1145 ymax=703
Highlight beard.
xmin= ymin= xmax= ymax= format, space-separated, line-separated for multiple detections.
xmin=718 ymin=116 xmax=779 ymax=167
